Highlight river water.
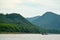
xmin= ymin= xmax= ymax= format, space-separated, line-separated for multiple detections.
xmin=0 ymin=34 xmax=60 ymax=40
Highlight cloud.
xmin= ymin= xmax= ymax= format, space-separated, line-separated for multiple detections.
xmin=0 ymin=0 xmax=23 ymax=8
xmin=0 ymin=0 xmax=60 ymax=17
xmin=27 ymin=0 xmax=60 ymax=8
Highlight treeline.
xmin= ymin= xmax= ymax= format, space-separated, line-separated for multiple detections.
xmin=0 ymin=23 xmax=40 ymax=33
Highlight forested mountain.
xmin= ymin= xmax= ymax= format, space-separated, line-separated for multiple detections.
xmin=0 ymin=13 xmax=41 ymax=33
xmin=27 ymin=12 xmax=60 ymax=28
xmin=0 ymin=12 xmax=60 ymax=34
xmin=27 ymin=12 xmax=60 ymax=33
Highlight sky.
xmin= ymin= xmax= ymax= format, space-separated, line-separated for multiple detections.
xmin=0 ymin=0 xmax=60 ymax=17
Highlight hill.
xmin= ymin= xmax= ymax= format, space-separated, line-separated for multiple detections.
xmin=0 ymin=13 xmax=41 ymax=33
xmin=27 ymin=12 xmax=60 ymax=33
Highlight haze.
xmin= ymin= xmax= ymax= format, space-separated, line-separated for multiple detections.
xmin=0 ymin=0 xmax=60 ymax=17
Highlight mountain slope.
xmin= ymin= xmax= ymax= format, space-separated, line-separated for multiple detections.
xmin=27 ymin=12 xmax=60 ymax=28
xmin=27 ymin=12 xmax=60 ymax=33
xmin=0 ymin=13 xmax=40 ymax=33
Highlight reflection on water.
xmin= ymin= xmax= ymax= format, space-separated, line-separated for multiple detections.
xmin=0 ymin=34 xmax=60 ymax=40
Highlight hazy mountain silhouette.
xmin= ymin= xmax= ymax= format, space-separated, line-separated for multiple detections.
xmin=27 ymin=12 xmax=60 ymax=30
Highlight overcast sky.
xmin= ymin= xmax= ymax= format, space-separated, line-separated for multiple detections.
xmin=0 ymin=0 xmax=60 ymax=17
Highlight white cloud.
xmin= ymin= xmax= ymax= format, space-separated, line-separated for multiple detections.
xmin=27 ymin=0 xmax=60 ymax=8
xmin=0 ymin=0 xmax=60 ymax=17
xmin=0 ymin=0 xmax=23 ymax=8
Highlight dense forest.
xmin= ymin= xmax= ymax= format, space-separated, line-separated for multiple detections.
xmin=0 ymin=13 xmax=41 ymax=33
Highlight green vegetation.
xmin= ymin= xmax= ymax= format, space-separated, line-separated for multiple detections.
xmin=0 ymin=13 xmax=41 ymax=33
xmin=0 ymin=13 xmax=60 ymax=34
xmin=27 ymin=12 xmax=60 ymax=34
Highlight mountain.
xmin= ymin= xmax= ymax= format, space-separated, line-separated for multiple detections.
xmin=0 ymin=12 xmax=60 ymax=34
xmin=27 ymin=12 xmax=60 ymax=33
xmin=0 ymin=13 xmax=41 ymax=33
xmin=27 ymin=16 xmax=40 ymax=22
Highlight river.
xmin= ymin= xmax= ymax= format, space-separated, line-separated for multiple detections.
xmin=0 ymin=34 xmax=60 ymax=40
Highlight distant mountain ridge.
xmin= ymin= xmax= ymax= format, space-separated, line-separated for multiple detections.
xmin=27 ymin=12 xmax=60 ymax=29
xmin=0 ymin=12 xmax=60 ymax=34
